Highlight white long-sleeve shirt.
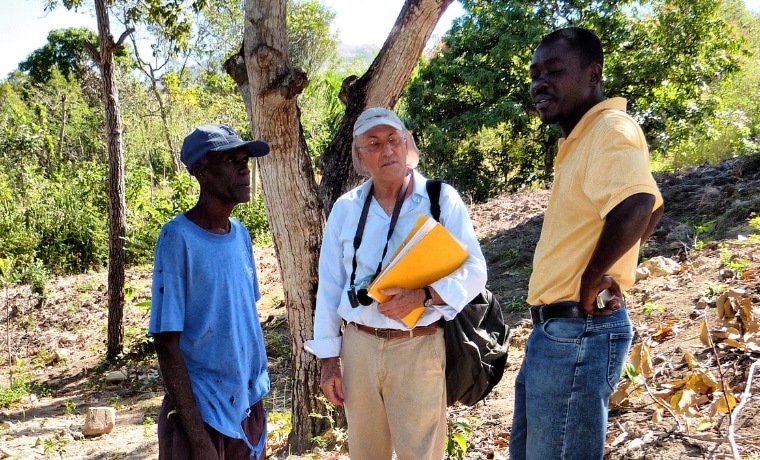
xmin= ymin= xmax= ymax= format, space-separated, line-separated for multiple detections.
xmin=304 ymin=169 xmax=487 ymax=359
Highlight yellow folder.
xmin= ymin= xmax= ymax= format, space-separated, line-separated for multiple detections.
xmin=367 ymin=215 xmax=468 ymax=327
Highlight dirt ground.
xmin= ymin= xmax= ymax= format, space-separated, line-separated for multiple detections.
xmin=1 ymin=153 xmax=759 ymax=459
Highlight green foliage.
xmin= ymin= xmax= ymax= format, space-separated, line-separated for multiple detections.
xmin=20 ymin=28 xmax=100 ymax=84
xmin=750 ymin=213 xmax=760 ymax=238
xmin=0 ymin=163 xmax=108 ymax=275
xmin=0 ymin=378 xmax=29 ymax=408
xmin=704 ymin=282 xmax=728 ymax=296
xmin=232 ymin=191 xmax=272 ymax=246
xmin=606 ymin=0 xmax=746 ymax=168
xmin=19 ymin=260 xmax=50 ymax=300
xmin=308 ymin=395 xmax=347 ymax=450
xmin=719 ymin=243 xmax=752 ymax=274
xmin=642 ymin=301 xmax=664 ymax=317
xmin=299 ymin=71 xmax=345 ymax=163
xmin=406 ymin=0 xmax=749 ymax=200
xmin=288 ymin=0 xmax=338 ymax=76
xmin=446 ymin=416 xmax=478 ymax=459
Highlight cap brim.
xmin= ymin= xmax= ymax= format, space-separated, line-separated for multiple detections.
xmin=212 ymin=140 xmax=270 ymax=157
xmin=354 ymin=119 xmax=404 ymax=137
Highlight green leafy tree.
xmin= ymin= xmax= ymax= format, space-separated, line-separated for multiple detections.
xmin=406 ymin=0 xmax=745 ymax=200
xmin=605 ymin=0 xmax=745 ymax=168
xmin=287 ymin=0 xmax=338 ymax=76
xmin=19 ymin=27 xmax=133 ymax=85
xmin=20 ymin=27 xmax=100 ymax=84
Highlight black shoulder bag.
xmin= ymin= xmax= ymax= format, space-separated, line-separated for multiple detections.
xmin=426 ymin=179 xmax=510 ymax=406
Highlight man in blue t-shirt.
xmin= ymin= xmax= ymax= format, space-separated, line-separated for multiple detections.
xmin=149 ymin=124 xmax=271 ymax=459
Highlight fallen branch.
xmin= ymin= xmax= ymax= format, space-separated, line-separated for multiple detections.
xmin=728 ymin=359 xmax=760 ymax=460
xmin=641 ymin=375 xmax=685 ymax=433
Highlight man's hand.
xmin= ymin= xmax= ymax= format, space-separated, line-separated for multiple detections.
xmin=579 ymin=275 xmax=623 ymax=316
xmin=376 ymin=287 xmax=428 ymax=320
xmin=320 ymin=357 xmax=345 ymax=406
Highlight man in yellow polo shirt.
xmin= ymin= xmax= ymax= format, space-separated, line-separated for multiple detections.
xmin=510 ymin=27 xmax=664 ymax=460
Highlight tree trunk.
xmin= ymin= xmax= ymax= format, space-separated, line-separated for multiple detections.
xmin=56 ymin=94 xmax=66 ymax=176
xmin=318 ymin=0 xmax=454 ymax=216
xmin=232 ymin=0 xmax=452 ymax=453
xmin=91 ymin=0 xmax=129 ymax=360
xmin=233 ymin=0 xmax=327 ymax=452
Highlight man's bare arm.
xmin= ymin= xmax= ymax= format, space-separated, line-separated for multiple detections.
xmin=153 ymin=332 xmax=218 ymax=459
xmin=580 ymin=193 xmax=657 ymax=313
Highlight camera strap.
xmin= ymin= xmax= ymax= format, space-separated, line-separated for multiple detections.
xmin=348 ymin=172 xmax=411 ymax=295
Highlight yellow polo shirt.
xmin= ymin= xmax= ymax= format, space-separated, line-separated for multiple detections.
xmin=527 ymin=98 xmax=663 ymax=306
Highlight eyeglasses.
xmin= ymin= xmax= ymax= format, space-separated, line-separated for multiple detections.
xmin=357 ymin=135 xmax=406 ymax=154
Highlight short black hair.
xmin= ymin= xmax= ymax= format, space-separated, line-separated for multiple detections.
xmin=539 ymin=27 xmax=604 ymax=69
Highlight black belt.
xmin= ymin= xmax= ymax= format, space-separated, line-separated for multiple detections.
xmin=530 ymin=301 xmax=588 ymax=324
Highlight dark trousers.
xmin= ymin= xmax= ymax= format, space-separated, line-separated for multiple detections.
xmin=157 ymin=394 xmax=266 ymax=459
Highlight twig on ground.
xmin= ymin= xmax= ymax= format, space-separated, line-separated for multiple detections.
xmin=728 ymin=359 xmax=760 ymax=460
xmin=641 ymin=375 xmax=685 ymax=433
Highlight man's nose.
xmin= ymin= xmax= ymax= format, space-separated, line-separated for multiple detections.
xmin=530 ymin=79 xmax=546 ymax=97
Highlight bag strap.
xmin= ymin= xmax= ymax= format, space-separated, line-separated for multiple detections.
xmin=349 ymin=175 xmax=411 ymax=295
xmin=426 ymin=178 xmax=443 ymax=222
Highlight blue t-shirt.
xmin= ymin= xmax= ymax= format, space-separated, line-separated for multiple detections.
xmin=149 ymin=215 xmax=270 ymax=454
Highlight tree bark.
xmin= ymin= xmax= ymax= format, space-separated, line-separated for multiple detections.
xmin=89 ymin=0 xmax=131 ymax=360
xmin=232 ymin=0 xmax=452 ymax=452
xmin=233 ymin=0 xmax=327 ymax=452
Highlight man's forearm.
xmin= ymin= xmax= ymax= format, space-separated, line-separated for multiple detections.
xmin=154 ymin=332 xmax=211 ymax=448
xmin=583 ymin=193 xmax=657 ymax=281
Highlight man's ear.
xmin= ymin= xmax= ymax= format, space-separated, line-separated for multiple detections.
xmin=589 ymin=63 xmax=602 ymax=85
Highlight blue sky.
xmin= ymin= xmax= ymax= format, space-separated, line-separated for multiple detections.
xmin=0 ymin=0 xmax=758 ymax=78
xmin=0 ymin=0 xmax=464 ymax=77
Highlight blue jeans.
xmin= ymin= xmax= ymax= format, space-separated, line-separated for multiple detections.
xmin=510 ymin=307 xmax=633 ymax=460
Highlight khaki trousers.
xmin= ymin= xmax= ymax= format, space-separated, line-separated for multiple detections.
xmin=341 ymin=322 xmax=447 ymax=460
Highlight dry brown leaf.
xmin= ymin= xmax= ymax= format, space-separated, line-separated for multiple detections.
xmin=743 ymin=268 xmax=759 ymax=281
xmin=721 ymin=338 xmax=746 ymax=349
xmin=671 ymin=389 xmax=697 ymax=415
xmin=610 ymin=379 xmax=633 ymax=409
xmin=683 ymin=350 xmax=698 ymax=369
xmin=715 ymin=390 xmax=738 ymax=414
xmin=716 ymin=295 xmax=726 ymax=319
xmin=629 ymin=343 xmax=654 ymax=379
xmin=652 ymin=326 xmax=673 ymax=341
xmin=700 ymin=319 xmax=711 ymax=347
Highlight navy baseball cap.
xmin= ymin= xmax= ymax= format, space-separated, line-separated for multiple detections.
xmin=180 ymin=124 xmax=270 ymax=174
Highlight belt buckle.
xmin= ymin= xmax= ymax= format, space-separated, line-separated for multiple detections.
xmin=374 ymin=328 xmax=392 ymax=339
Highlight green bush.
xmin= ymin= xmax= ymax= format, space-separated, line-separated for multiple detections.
xmin=232 ymin=191 xmax=272 ymax=246
xmin=28 ymin=162 xmax=109 ymax=273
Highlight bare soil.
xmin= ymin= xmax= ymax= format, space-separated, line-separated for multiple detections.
xmin=1 ymin=153 xmax=760 ymax=459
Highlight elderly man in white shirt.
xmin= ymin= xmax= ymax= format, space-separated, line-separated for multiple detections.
xmin=305 ymin=107 xmax=487 ymax=460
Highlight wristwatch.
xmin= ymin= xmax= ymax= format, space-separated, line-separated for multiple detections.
xmin=423 ymin=286 xmax=434 ymax=308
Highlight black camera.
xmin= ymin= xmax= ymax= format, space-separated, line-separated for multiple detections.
xmin=348 ymin=279 xmax=374 ymax=308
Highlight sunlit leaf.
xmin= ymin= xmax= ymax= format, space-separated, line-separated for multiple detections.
xmin=671 ymin=389 xmax=697 ymax=415
xmin=629 ymin=343 xmax=654 ymax=378
xmin=695 ymin=418 xmax=713 ymax=431
xmin=715 ymin=390 xmax=738 ymax=413
xmin=683 ymin=351 xmax=698 ymax=369
xmin=722 ymin=338 xmax=745 ymax=349
xmin=700 ymin=319 xmax=711 ymax=347
xmin=652 ymin=326 xmax=673 ymax=341
xmin=726 ymin=327 xmax=742 ymax=340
